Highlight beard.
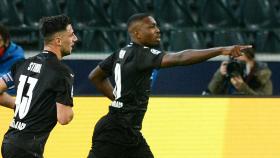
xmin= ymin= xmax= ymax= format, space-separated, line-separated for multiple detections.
xmin=61 ymin=48 xmax=71 ymax=57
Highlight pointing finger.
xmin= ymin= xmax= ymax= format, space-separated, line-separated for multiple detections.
xmin=239 ymin=45 xmax=252 ymax=50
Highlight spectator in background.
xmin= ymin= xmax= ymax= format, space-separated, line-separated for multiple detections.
xmin=207 ymin=48 xmax=273 ymax=95
xmin=0 ymin=24 xmax=24 ymax=94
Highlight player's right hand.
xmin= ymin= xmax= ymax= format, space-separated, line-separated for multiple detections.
xmin=221 ymin=45 xmax=252 ymax=57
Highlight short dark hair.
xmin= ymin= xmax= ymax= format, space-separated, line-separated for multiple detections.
xmin=0 ymin=24 xmax=10 ymax=43
xmin=127 ymin=13 xmax=150 ymax=29
xmin=39 ymin=15 xmax=72 ymax=39
xmin=243 ymin=48 xmax=255 ymax=59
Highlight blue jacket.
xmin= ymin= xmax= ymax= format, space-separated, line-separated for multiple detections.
xmin=0 ymin=42 xmax=24 ymax=94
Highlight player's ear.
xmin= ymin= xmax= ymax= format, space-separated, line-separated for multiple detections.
xmin=54 ymin=35 xmax=62 ymax=46
xmin=134 ymin=31 xmax=141 ymax=40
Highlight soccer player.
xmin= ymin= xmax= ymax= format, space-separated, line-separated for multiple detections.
xmin=0 ymin=14 xmax=77 ymax=158
xmin=87 ymin=13 xmax=252 ymax=158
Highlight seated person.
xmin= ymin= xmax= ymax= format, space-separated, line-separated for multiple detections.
xmin=0 ymin=24 xmax=24 ymax=94
xmin=207 ymin=48 xmax=273 ymax=95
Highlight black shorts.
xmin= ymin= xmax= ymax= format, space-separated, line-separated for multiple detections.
xmin=88 ymin=114 xmax=154 ymax=158
xmin=1 ymin=135 xmax=46 ymax=158
xmin=88 ymin=139 xmax=153 ymax=158
xmin=1 ymin=142 xmax=41 ymax=158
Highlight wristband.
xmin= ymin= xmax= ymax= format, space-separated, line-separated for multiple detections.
xmin=1 ymin=72 xmax=14 ymax=89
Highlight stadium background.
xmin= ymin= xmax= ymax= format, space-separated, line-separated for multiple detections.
xmin=1 ymin=0 xmax=280 ymax=157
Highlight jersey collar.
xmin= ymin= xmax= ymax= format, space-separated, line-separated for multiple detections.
xmin=42 ymin=50 xmax=58 ymax=58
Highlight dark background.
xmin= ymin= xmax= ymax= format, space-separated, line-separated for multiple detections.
xmin=64 ymin=60 xmax=280 ymax=96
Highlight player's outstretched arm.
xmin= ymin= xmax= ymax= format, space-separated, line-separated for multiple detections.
xmin=88 ymin=66 xmax=115 ymax=101
xmin=160 ymin=45 xmax=252 ymax=68
xmin=0 ymin=79 xmax=15 ymax=109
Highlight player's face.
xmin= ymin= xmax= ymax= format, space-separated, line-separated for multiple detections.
xmin=138 ymin=16 xmax=161 ymax=47
xmin=60 ymin=24 xmax=78 ymax=57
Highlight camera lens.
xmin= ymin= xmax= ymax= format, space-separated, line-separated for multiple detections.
xmin=226 ymin=61 xmax=244 ymax=77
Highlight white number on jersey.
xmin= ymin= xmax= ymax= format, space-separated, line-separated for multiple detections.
xmin=113 ymin=63 xmax=121 ymax=99
xmin=14 ymin=75 xmax=38 ymax=119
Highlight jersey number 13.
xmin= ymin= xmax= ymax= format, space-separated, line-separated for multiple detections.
xmin=15 ymin=75 xmax=38 ymax=119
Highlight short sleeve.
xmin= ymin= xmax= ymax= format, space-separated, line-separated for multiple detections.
xmin=137 ymin=48 xmax=165 ymax=70
xmin=53 ymin=68 xmax=74 ymax=107
xmin=99 ymin=53 xmax=115 ymax=75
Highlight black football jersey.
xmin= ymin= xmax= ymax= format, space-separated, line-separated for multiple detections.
xmin=99 ymin=43 xmax=165 ymax=130
xmin=3 ymin=51 xmax=74 ymax=139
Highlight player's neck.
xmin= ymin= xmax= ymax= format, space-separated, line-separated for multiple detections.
xmin=43 ymin=45 xmax=62 ymax=60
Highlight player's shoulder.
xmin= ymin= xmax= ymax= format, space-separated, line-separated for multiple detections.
xmin=35 ymin=54 xmax=73 ymax=78
xmin=50 ymin=60 xmax=72 ymax=75
xmin=138 ymin=45 xmax=162 ymax=55
xmin=11 ymin=58 xmax=26 ymax=71
xmin=45 ymin=63 xmax=73 ymax=82
xmin=13 ymin=58 xmax=26 ymax=66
